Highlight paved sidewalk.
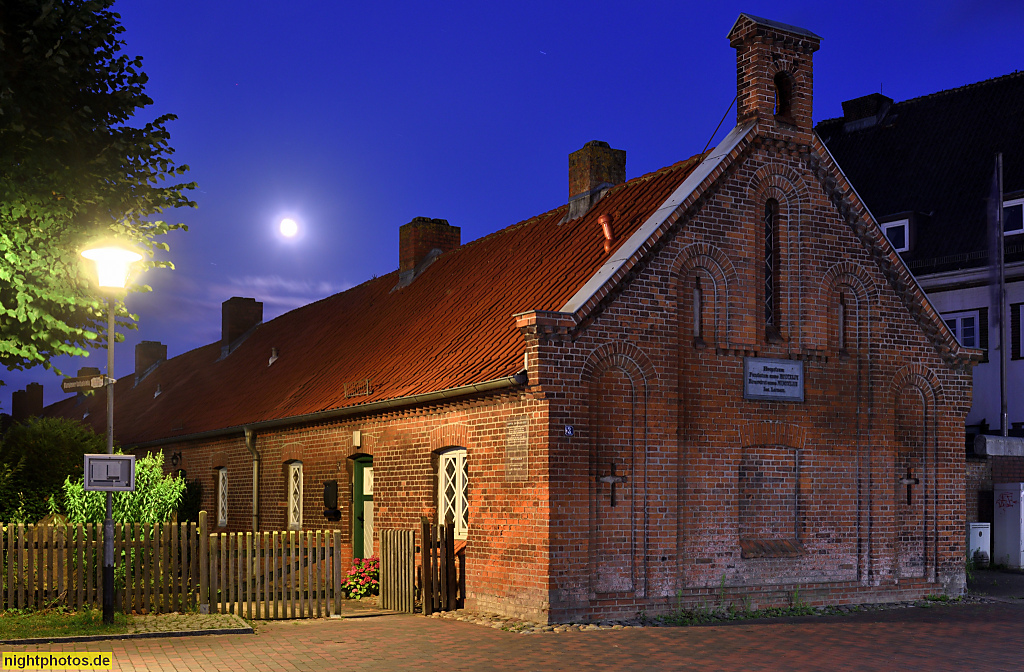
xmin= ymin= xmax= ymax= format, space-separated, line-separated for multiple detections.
xmin=3 ymin=601 xmax=1022 ymax=671
xmin=967 ymin=568 xmax=1024 ymax=602
xmin=0 ymin=613 xmax=252 ymax=645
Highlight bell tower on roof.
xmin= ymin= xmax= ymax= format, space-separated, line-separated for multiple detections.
xmin=728 ymin=14 xmax=821 ymax=143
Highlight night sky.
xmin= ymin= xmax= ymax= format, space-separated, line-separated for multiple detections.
xmin=6 ymin=0 xmax=1024 ymax=410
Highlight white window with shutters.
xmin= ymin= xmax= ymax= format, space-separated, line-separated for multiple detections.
xmin=216 ymin=467 xmax=228 ymax=528
xmin=439 ymin=449 xmax=469 ymax=539
xmin=287 ymin=461 xmax=303 ymax=530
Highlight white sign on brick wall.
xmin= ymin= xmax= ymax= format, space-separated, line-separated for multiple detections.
xmin=743 ymin=357 xmax=804 ymax=402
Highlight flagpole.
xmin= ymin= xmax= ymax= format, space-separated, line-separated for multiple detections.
xmin=998 ymin=153 xmax=1007 ymax=437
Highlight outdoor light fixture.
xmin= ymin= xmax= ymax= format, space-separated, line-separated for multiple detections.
xmin=80 ymin=244 xmax=143 ymax=289
xmin=80 ymin=240 xmax=144 ymax=625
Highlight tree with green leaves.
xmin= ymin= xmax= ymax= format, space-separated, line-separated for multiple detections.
xmin=0 ymin=416 xmax=106 ymax=522
xmin=0 ymin=0 xmax=196 ymax=387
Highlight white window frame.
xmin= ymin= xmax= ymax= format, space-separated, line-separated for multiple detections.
xmin=944 ymin=310 xmax=981 ymax=348
xmin=287 ymin=461 xmax=303 ymax=531
xmin=1004 ymin=197 xmax=1024 ymax=236
xmin=216 ymin=467 xmax=228 ymax=528
xmin=439 ymin=449 xmax=468 ymax=540
xmin=882 ymin=219 xmax=910 ymax=252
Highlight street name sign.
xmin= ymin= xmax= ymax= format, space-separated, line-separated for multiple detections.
xmin=84 ymin=455 xmax=136 ymax=492
xmin=61 ymin=376 xmax=106 ymax=393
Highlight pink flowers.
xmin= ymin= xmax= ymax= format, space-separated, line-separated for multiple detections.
xmin=342 ymin=556 xmax=379 ymax=599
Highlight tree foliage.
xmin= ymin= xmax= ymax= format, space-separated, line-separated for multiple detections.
xmin=62 ymin=450 xmax=185 ymax=524
xmin=0 ymin=0 xmax=196 ymax=381
xmin=0 ymin=416 xmax=105 ymax=522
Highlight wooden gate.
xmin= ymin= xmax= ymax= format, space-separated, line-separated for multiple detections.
xmin=420 ymin=518 xmax=465 ymax=614
xmin=379 ymin=529 xmax=415 ymax=612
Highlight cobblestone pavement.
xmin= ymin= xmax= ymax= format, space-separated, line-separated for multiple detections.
xmin=3 ymin=601 xmax=1022 ymax=671
xmin=123 ymin=613 xmax=251 ymax=636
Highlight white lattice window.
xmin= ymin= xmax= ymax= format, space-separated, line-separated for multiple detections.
xmin=439 ymin=449 xmax=468 ymax=539
xmin=287 ymin=462 xmax=303 ymax=530
xmin=216 ymin=468 xmax=228 ymax=528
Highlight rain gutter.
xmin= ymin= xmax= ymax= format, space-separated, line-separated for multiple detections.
xmin=129 ymin=370 xmax=528 ymax=450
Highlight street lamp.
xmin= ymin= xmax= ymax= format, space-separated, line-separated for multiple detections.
xmin=80 ymin=241 xmax=143 ymax=625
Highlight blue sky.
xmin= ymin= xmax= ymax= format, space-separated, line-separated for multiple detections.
xmin=6 ymin=0 xmax=1024 ymax=409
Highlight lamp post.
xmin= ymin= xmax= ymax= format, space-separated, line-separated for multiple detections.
xmin=80 ymin=242 xmax=143 ymax=625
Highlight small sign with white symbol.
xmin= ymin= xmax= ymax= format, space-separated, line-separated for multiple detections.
xmin=564 ymin=425 xmax=574 ymax=437
xmin=83 ymin=454 xmax=136 ymax=492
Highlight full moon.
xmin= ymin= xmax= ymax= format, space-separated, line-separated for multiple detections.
xmin=279 ymin=218 xmax=298 ymax=237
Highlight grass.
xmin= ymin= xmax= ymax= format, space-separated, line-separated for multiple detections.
xmin=0 ymin=608 xmax=131 ymax=641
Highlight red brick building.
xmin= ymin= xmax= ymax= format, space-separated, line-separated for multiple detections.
xmin=42 ymin=14 xmax=978 ymax=622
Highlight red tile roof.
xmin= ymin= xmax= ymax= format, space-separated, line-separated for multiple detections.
xmin=46 ymin=155 xmax=705 ymax=445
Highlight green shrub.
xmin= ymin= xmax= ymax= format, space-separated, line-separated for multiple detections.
xmin=62 ymin=450 xmax=184 ymax=524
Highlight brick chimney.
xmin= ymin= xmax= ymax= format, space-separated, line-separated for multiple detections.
xmin=728 ymin=14 xmax=820 ymax=142
xmin=841 ymin=93 xmax=893 ymax=131
xmin=11 ymin=382 xmax=43 ymax=422
xmin=135 ymin=340 xmax=166 ymax=383
xmin=221 ymin=297 xmax=263 ymax=356
xmin=396 ymin=217 xmax=460 ymax=289
xmin=564 ymin=141 xmax=626 ymax=222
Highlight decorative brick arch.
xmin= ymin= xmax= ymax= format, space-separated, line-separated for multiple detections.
xmin=890 ymin=364 xmax=943 ymax=409
xmin=671 ymin=242 xmax=738 ymax=346
xmin=281 ymin=442 xmax=305 ymax=464
xmin=889 ymin=363 xmax=941 ymax=583
xmin=747 ymin=163 xmax=811 ymax=342
xmin=580 ymin=341 xmax=657 ymax=387
xmin=430 ymin=422 xmax=472 ymax=452
xmin=819 ymin=261 xmax=878 ymax=353
xmin=581 ymin=340 xmax=653 ymax=598
xmin=748 ymin=163 xmax=809 ymax=217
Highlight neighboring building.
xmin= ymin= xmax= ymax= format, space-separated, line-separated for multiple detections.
xmin=817 ymin=72 xmax=1024 ymax=524
xmin=38 ymin=15 xmax=977 ymax=622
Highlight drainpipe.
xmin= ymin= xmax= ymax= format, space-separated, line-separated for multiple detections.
xmin=244 ymin=427 xmax=260 ymax=532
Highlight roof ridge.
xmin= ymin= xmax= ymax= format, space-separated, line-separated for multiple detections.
xmin=407 ymin=154 xmax=708 ymax=258
xmin=817 ymin=69 xmax=1024 ymax=126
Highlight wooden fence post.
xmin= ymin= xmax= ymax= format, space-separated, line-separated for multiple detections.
xmin=420 ymin=517 xmax=432 ymax=616
xmin=199 ymin=512 xmax=208 ymax=614
xmin=332 ymin=531 xmax=341 ymax=616
xmin=445 ymin=519 xmax=456 ymax=611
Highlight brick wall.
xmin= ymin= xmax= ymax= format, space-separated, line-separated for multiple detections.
xmin=519 ymin=107 xmax=970 ymax=621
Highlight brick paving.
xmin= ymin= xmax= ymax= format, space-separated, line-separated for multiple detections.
xmin=2 ymin=602 xmax=1022 ymax=671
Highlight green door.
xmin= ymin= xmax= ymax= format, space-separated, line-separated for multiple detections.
xmin=353 ymin=456 xmax=374 ymax=558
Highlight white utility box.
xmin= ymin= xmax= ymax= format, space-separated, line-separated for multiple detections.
xmin=966 ymin=522 xmax=991 ymax=561
xmin=993 ymin=483 xmax=1024 ymax=568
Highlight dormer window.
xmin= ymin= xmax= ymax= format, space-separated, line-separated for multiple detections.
xmin=1004 ymin=197 xmax=1024 ymax=235
xmin=882 ymin=219 xmax=910 ymax=252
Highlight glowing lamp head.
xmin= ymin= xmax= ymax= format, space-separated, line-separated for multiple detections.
xmin=81 ymin=244 xmax=144 ymax=289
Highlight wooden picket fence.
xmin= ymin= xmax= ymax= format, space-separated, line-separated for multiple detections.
xmin=0 ymin=511 xmax=344 ymax=618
